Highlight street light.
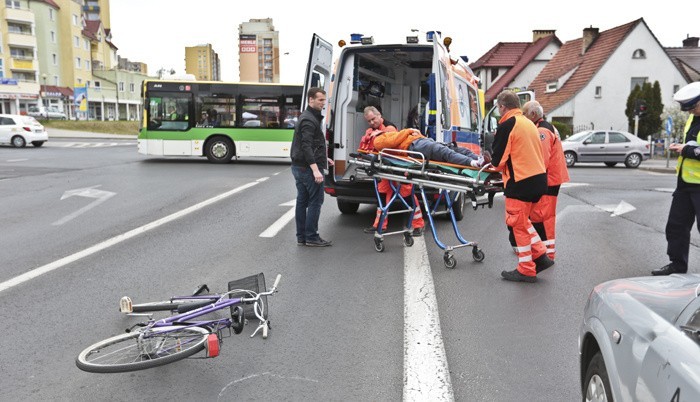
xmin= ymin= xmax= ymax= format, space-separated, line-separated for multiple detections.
xmin=41 ymin=73 xmax=48 ymax=120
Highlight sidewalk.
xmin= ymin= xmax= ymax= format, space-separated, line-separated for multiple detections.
xmin=640 ymin=157 xmax=677 ymax=174
xmin=47 ymin=128 xmax=137 ymax=140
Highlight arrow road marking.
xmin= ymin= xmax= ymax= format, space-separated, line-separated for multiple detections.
xmin=259 ymin=200 xmax=296 ymax=238
xmin=52 ymin=185 xmax=116 ymax=226
xmin=594 ymin=200 xmax=637 ymax=217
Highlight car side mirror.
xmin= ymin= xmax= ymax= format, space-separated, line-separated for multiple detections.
xmin=583 ymin=139 xmax=591 ymax=145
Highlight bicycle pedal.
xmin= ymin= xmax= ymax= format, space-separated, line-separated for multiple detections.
xmin=119 ymin=296 xmax=133 ymax=313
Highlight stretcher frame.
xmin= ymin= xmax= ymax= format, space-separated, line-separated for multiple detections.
xmin=348 ymin=149 xmax=504 ymax=268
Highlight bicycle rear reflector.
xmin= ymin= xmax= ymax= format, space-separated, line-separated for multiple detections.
xmin=205 ymin=333 xmax=220 ymax=358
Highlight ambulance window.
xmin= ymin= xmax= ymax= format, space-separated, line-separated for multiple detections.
xmin=439 ymin=63 xmax=451 ymax=128
xmin=310 ymin=71 xmax=325 ymax=90
xmin=468 ymin=85 xmax=478 ymax=129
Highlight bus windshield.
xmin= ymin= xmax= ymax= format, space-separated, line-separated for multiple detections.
xmin=139 ymin=81 xmax=302 ymax=163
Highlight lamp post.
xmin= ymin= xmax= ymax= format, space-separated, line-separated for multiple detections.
xmin=41 ymin=73 xmax=48 ymax=120
xmin=268 ymin=52 xmax=289 ymax=83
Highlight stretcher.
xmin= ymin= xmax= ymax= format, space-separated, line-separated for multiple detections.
xmin=347 ymin=149 xmax=504 ymax=268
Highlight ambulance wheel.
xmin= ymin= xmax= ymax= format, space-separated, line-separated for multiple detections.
xmin=472 ymin=248 xmax=485 ymax=262
xmin=337 ymin=200 xmax=359 ymax=214
xmin=374 ymin=238 xmax=384 ymax=252
xmin=403 ymin=233 xmax=414 ymax=247
xmin=444 ymin=253 xmax=456 ymax=269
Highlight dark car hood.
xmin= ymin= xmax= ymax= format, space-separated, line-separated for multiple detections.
xmin=592 ymin=274 xmax=700 ymax=324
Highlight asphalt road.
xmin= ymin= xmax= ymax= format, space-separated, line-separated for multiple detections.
xmin=0 ymin=139 xmax=696 ymax=401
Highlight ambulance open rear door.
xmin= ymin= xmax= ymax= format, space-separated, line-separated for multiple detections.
xmin=302 ymin=34 xmax=334 ymax=127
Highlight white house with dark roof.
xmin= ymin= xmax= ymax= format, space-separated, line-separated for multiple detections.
xmin=528 ymin=19 xmax=688 ymax=133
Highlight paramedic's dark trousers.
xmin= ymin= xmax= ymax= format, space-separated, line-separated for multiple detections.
xmin=665 ymin=189 xmax=700 ymax=272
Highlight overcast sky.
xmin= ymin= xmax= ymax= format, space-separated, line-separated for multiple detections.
xmin=109 ymin=0 xmax=696 ymax=84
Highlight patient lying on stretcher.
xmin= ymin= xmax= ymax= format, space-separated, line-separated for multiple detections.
xmin=362 ymin=128 xmax=490 ymax=168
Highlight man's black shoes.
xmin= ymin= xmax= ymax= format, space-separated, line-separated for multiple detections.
xmin=534 ymin=255 xmax=554 ymax=274
xmin=363 ymin=226 xmax=378 ymax=234
xmin=651 ymin=263 xmax=687 ymax=276
xmin=305 ymin=238 xmax=332 ymax=247
xmin=501 ymin=269 xmax=537 ymax=283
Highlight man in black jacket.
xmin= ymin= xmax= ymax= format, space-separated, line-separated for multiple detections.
xmin=290 ymin=87 xmax=334 ymax=247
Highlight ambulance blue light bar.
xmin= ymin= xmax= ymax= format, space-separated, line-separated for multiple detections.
xmin=350 ymin=33 xmax=363 ymax=44
xmin=426 ymin=31 xmax=441 ymax=42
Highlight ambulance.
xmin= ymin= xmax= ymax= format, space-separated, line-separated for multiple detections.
xmin=302 ymin=32 xmax=485 ymax=217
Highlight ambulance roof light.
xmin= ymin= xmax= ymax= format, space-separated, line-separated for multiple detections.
xmin=361 ymin=36 xmax=374 ymax=45
xmin=350 ymin=33 xmax=363 ymax=44
xmin=426 ymin=31 xmax=441 ymax=42
xmin=406 ymin=36 xmax=419 ymax=44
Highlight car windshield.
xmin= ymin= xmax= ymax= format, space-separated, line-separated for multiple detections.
xmin=565 ymin=132 xmax=592 ymax=142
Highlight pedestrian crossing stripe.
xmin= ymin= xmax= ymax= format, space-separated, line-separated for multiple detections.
xmin=47 ymin=142 xmax=136 ymax=148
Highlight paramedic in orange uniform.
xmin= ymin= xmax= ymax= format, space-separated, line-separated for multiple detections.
xmin=519 ymin=100 xmax=570 ymax=263
xmin=490 ymin=91 xmax=553 ymax=283
xmin=360 ymin=106 xmax=425 ymax=235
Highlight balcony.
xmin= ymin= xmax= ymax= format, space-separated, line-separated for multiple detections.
xmin=7 ymin=32 xmax=36 ymax=48
xmin=4 ymin=7 xmax=34 ymax=24
xmin=83 ymin=4 xmax=100 ymax=12
xmin=10 ymin=58 xmax=36 ymax=71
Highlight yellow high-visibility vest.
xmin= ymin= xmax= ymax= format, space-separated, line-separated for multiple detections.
xmin=677 ymin=116 xmax=700 ymax=183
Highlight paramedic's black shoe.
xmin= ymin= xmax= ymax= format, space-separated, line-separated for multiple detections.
xmin=501 ymin=269 xmax=537 ymax=283
xmin=412 ymin=227 xmax=424 ymax=237
xmin=305 ymin=238 xmax=332 ymax=247
xmin=651 ymin=263 xmax=687 ymax=276
xmin=534 ymin=255 xmax=554 ymax=274
xmin=297 ymin=240 xmax=305 ymax=246
xmin=363 ymin=226 xmax=378 ymax=234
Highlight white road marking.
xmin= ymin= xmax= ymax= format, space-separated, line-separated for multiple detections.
xmin=404 ymin=236 xmax=453 ymax=401
xmin=561 ymin=182 xmax=590 ymax=188
xmin=595 ymin=200 xmax=636 ymax=217
xmin=52 ymin=185 xmax=116 ymax=225
xmin=556 ymin=205 xmax=599 ymax=222
xmin=259 ymin=200 xmax=296 ymax=238
xmin=0 ymin=178 xmax=267 ymax=293
xmin=7 ymin=159 xmax=28 ymax=162
xmin=653 ymin=188 xmax=675 ymax=193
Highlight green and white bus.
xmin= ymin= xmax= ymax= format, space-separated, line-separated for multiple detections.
xmin=138 ymin=80 xmax=303 ymax=163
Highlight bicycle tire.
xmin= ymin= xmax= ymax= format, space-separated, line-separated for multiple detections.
xmin=76 ymin=326 xmax=209 ymax=373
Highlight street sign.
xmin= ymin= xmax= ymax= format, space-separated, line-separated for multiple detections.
xmin=666 ymin=116 xmax=673 ymax=135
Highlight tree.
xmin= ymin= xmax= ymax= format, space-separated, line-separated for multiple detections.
xmin=625 ymin=81 xmax=664 ymax=137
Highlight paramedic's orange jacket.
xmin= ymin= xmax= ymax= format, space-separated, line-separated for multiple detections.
xmin=372 ymin=129 xmax=422 ymax=152
xmin=490 ymin=109 xmax=547 ymax=201
xmin=534 ymin=118 xmax=569 ymax=188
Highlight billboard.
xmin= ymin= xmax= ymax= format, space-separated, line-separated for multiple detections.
xmin=74 ymin=85 xmax=87 ymax=111
xmin=240 ymin=34 xmax=257 ymax=53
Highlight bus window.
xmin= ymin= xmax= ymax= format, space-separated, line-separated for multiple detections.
xmin=199 ymin=95 xmax=235 ymax=127
xmin=147 ymin=93 xmax=192 ymax=131
xmin=240 ymin=95 xmax=281 ymax=128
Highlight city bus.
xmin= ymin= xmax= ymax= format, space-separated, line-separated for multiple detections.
xmin=138 ymin=80 xmax=303 ymax=163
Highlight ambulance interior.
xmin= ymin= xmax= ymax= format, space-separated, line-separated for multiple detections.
xmin=333 ymin=47 xmax=434 ymax=165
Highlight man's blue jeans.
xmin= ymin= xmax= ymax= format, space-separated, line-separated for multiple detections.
xmin=291 ymin=165 xmax=325 ymax=242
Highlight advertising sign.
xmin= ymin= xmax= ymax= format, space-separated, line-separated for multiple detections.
xmin=74 ymin=85 xmax=88 ymax=111
xmin=240 ymin=34 xmax=257 ymax=53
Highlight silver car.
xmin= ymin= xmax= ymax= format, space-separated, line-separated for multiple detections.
xmin=562 ymin=130 xmax=650 ymax=168
xmin=27 ymin=106 xmax=68 ymax=120
xmin=579 ymin=274 xmax=700 ymax=402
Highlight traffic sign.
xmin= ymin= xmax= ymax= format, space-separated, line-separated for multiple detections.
xmin=666 ymin=116 xmax=673 ymax=135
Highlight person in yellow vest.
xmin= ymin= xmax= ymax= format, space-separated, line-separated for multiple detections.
xmin=652 ymin=81 xmax=700 ymax=275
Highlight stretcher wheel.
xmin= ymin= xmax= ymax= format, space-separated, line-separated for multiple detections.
xmin=374 ymin=238 xmax=385 ymax=252
xmin=403 ymin=233 xmax=414 ymax=247
xmin=444 ymin=253 xmax=457 ymax=269
xmin=472 ymin=248 xmax=485 ymax=262
xmin=474 ymin=186 xmax=486 ymax=196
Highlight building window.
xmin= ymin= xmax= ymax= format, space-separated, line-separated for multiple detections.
xmin=77 ymin=78 xmax=82 ymax=85
xmin=546 ymin=82 xmax=558 ymax=93
xmin=129 ymin=83 xmax=135 ymax=92
xmin=85 ymin=60 xmax=90 ymax=70
xmin=52 ymin=54 xmax=57 ymax=65
xmin=72 ymin=14 xmax=78 ymax=26
xmin=50 ymin=31 xmax=56 ymax=43
xmin=595 ymin=86 xmax=602 ymax=98
xmin=53 ymin=75 xmax=58 ymax=85
xmin=632 ymin=49 xmax=646 ymax=59
xmin=6 ymin=1 xmax=20 ymax=9
xmin=94 ymin=81 xmax=101 ymax=89
xmin=118 ymin=82 xmax=125 ymax=92
xmin=490 ymin=68 xmax=499 ymax=82
xmin=84 ymin=39 xmax=89 ymax=50
xmin=85 ymin=80 xmax=90 ymax=88
xmin=630 ymin=77 xmax=647 ymax=92
xmin=74 ymin=36 xmax=79 ymax=47
xmin=76 ymin=57 xmax=81 ymax=68
xmin=49 ymin=8 xmax=54 ymax=21
xmin=0 ymin=59 xmax=4 ymax=79
xmin=674 ymin=85 xmax=680 ymax=94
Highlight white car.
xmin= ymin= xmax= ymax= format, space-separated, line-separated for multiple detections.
xmin=0 ymin=114 xmax=48 ymax=147
xmin=27 ymin=106 xmax=68 ymax=120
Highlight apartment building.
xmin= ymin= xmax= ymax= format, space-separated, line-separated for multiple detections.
xmin=185 ymin=43 xmax=220 ymax=81
xmin=0 ymin=0 xmax=149 ymax=119
xmin=238 ymin=18 xmax=280 ymax=83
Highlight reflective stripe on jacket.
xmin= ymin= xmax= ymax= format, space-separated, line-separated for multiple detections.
xmin=677 ymin=116 xmax=700 ymax=184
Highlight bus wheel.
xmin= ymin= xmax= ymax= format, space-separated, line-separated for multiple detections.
xmin=205 ymin=137 xmax=234 ymax=164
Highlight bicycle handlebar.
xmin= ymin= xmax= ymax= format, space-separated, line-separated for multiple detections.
xmin=239 ymin=274 xmax=281 ymax=303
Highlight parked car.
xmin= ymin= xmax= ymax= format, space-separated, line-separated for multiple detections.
xmin=27 ymin=106 xmax=67 ymax=120
xmin=0 ymin=114 xmax=48 ymax=147
xmin=562 ymin=130 xmax=650 ymax=168
xmin=579 ymin=274 xmax=700 ymax=402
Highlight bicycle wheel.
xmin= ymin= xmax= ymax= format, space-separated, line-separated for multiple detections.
xmin=76 ymin=326 xmax=209 ymax=373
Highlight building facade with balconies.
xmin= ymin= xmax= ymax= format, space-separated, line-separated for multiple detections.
xmin=239 ymin=18 xmax=280 ymax=83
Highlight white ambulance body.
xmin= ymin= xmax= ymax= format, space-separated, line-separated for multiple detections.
xmin=303 ymin=32 xmax=484 ymax=215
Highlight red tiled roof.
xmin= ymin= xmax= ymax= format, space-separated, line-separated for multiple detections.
xmin=43 ymin=85 xmax=73 ymax=98
xmin=528 ymin=19 xmax=642 ymax=114
xmin=470 ymin=42 xmax=532 ymax=69
xmin=482 ymin=36 xmax=562 ymax=102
